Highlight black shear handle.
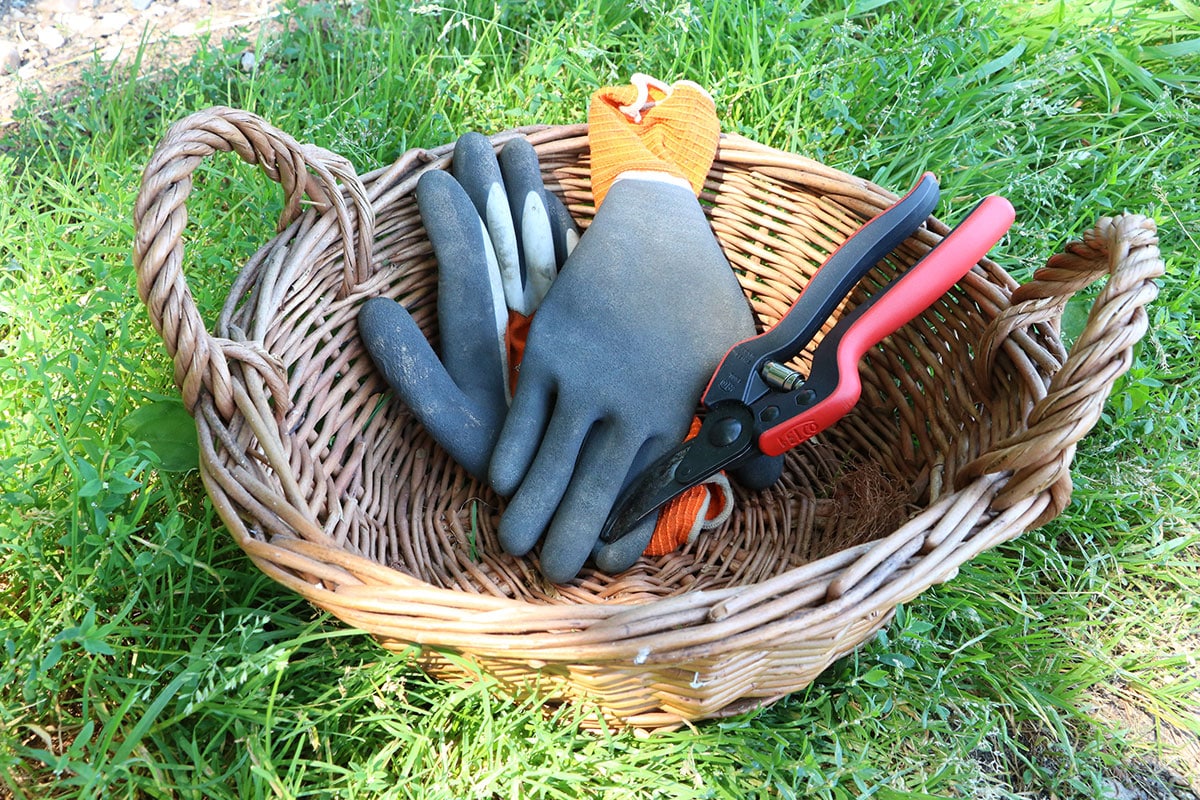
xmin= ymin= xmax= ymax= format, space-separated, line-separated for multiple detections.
xmin=755 ymin=194 xmax=1016 ymax=456
xmin=702 ymin=173 xmax=941 ymax=409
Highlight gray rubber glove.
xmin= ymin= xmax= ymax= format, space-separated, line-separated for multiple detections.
xmin=490 ymin=175 xmax=782 ymax=583
xmin=358 ymin=133 xmax=576 ymax=480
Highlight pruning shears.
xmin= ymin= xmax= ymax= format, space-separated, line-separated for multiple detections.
xmin=600 ymin=173 xmax=1016 ymax=544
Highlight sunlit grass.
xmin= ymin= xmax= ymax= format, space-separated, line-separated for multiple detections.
xmin=1 ymin=0 xmax=1197 ymax=797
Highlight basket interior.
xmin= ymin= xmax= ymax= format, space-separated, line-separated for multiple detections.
xmin=217 ymin=138 xmax=1042 ymax=606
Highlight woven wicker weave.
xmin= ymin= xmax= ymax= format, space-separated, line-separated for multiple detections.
xmin=133 ymin=106 xmax=1164 ymax=730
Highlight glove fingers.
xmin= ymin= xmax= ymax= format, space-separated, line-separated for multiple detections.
xmin=536 ymin=423 xmax=645 ymax=584
xmin=358 ymin=298 xmax=502 ymax=480
xmin=591 ymin=515 xmax=657 ymax=575
xmin=451 ymin=132 xmax=526 ymax=312
xmin=730 ymin=453 xmax=785 ymax=491
xmin=414 ymin=170 xmax=509 ymax=401
xmin=489 ymin=365 xmax=555 ymax=497
xmin=498 ymin=138 xmax=558 ymax=310
xmin=544 ymin=190 xmax=580 ymax=264
xmin=495 ymin=403 xmax=594 ymax=558
xmin=590 ymin=433 xmax=679 ymax=573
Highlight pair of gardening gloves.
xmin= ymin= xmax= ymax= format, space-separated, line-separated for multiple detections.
xmin=359 ymin=75 xmax=781 ymax=583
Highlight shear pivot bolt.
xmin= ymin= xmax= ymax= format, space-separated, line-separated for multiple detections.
xmin=708 ymin=417 xmax=743 ymax=447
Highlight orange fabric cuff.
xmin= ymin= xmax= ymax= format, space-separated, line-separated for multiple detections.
xmin=644 ymin=418 xmax=733 ymax=557
xmin=587 ymin=78 xmax=720 ymax=209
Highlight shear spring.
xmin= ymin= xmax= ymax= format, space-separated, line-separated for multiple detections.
xmin=761 ymin=360 xmax=805 ymax=392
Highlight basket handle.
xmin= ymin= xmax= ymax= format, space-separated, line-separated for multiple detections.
xmin=132 ymin=106 xmax=374 ymax=418
xmin=962 ymin=213 xmax=1164 ymax=525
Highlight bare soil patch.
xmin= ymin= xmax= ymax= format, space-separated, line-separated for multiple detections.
xmin=0 ymin=0 xmax=284 ymax=125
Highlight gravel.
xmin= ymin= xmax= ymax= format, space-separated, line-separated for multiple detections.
xmin=0 ymin=0 xmax=284 ymax=124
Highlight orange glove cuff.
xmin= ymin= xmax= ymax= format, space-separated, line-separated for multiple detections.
xmin=643 ymin=418 xmax=734 ymax=557
xmin=587 ymin=76 xmax=720 ymax=208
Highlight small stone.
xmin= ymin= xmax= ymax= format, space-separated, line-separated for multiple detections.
xmin=132 ymin=0 xmax=153 ymax=9
xmin=47 ymin=0 xmax=81 ymax=13
xmin=1099 ymin=778 xmax=1139 ymax=800
xmin=36 ymin=26 xmax=67 ymax=51
xmin=61 ymin=13 xmax=93 ymax=34
xmin=94 ymin=12 xmax=132 ymax=37
xmin=62 ymin=14 xmax=96 ymax=35
xmin=0 ymin=42 xmax=20 ymax=75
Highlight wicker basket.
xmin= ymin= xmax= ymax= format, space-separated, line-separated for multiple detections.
xmin=132 ymin=106 xmax=1163 ymax=730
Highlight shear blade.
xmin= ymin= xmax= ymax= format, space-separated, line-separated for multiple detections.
xmin=600 ymin=440 xmax=698 ymax=544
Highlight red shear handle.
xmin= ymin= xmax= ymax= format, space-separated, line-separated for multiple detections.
xmin=757 ymin=195 xmax=1016 ymax=457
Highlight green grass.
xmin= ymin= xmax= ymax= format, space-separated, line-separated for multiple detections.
xmin=2 ymin=0 xmax=1198 ymax=797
